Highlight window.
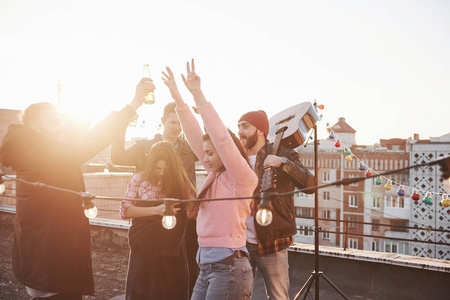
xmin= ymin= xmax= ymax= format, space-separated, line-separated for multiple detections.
xmin=348 ymin=238 xmax=358 ymax=249
xmin=298 ymin=226 xmax=314 ymax=236
xmin=349 ymin=216 xmax=358 ymax=229
xmin=297 ymin=192 xmax=314 ymax=199
xmin=322 ymin=230 xmax=330 ymax=239
xmin=385 ymin=241 xmax=407 ymax=254
xmin=392 ymin=145 xmax=400 ymax=151
xmin=372 ymin=197 xmax=381 ymax=208
xmin=372 ymin=219 xmax=380 ymax=231
xmin=389 ymin=220 xmax=407 ymax=232
xmin=323 ymin=171 xmax=330 ymax=182
xmin=322 ymin=209 xmax=331 ymax=219
xmin=295 ymin=207 xmax=314 ymax=218
xmin=371 ymin=241 xmax=380 ymax=252
xmin=385 ymin=196 xmax=405 ymax=208
xmin=349 ymin=174 xmax=359 ymax=186
xmin=349 ymin=195 xmax=358 ymax=207
xmin=323 ymin=191 xmax=330 ymax=201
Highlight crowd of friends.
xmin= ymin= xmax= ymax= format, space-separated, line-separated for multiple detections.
xmin=0 ymin=59 xmax=315 ymax=300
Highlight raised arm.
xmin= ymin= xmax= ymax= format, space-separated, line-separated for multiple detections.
xmin=181 ymin=59 xmax=256 ymax=185
xmin=162 ymin=66 xmax=208 ymax=172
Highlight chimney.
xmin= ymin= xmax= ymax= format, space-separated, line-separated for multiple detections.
xmin=414 ymin=133 xmax=419 ymax=141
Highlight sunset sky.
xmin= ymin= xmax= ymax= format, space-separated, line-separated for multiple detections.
xmin=0 ymin=0 xmax=449 ymax=145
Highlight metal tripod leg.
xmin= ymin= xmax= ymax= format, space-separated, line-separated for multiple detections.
xmin=320 ymin=273 xmax=349 ymax=300
xmin=293 ymin=271 xmax=316 ymax=300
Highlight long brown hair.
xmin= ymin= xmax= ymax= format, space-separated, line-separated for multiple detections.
xmin=142 ymin=142 xmax=197 ymax=201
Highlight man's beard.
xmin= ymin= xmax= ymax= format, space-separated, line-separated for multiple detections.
xmin=240 ymin=129 xmax=259 ymax=150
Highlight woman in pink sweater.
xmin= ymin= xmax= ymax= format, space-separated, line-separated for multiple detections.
xmin=162 ymin=59 xmax=258 ymax=300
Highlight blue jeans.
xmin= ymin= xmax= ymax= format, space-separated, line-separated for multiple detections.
xmin=191 ymin=256 xmax=253 ymax=300
xmin=247 ymin=242 xmax=290 ymax=300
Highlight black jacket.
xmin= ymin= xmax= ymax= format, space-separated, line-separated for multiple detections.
xmin=111 ymin=132 xmax=197 ymax=185
xmin=253 ymin=141 xmax=315 ymax=244
xmin=0 ymin=106 xmax=136 ymax=295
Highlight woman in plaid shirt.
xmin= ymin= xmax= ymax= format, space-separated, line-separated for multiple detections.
xmin=120 ymin=142 xmax=196 ymax=300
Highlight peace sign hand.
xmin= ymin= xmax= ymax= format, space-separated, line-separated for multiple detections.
xmin=181 ymin=58 xmax=201 ymax=96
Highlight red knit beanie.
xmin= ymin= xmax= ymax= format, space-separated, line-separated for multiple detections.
xmin=238 ymin=110 xmax=269 ymax=137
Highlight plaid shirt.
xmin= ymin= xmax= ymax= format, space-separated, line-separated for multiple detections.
xmin=120 ymin=173 xmax=162 ymax=219
xmin=258 ymin=236 xmax=293 ymax=255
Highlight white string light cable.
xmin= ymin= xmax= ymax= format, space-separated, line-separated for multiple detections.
xmin=315 ymin=107 xmax=450 ymax=207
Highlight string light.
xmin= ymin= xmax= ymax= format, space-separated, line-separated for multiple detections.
xmin=318 ymin=112 xmax=450 ymax=207
xmin=365 ymin=169 xmax=373 ymax=177
xmin=384 ymin=180 xmax=393 ymax=191
xmin=256 ymin=192 xmax=274 ymax=226
xmin=412 ymin=190 xmax=421 ymax=201
xmin=397 ymin=185 xmax=406 ymax=197
xmin=359 ymin=162 xmax=366 ymax=171
xmin=423 ymin=192 xmax=433 ymax=205
xmin=318 ymin=114 xmax=323 ymax=121
xmin=318 ymin=104 xmax=325 ymax=110
xmin=162 ymin=200 xmax=177 ymax=229
xmin=375 ymin=176 xmax=383 ymax=185
xmin=441 ymin=194 xmax=450 ymax=207
xmin=329 ymin=131 xmax=335 ymax=139
xmin=81 ymin=194 xmax=98 ymax=219
xmin=335 ymin=140 xmax=341 ymax=148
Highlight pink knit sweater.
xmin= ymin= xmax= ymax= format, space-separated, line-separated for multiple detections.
xmin=177 ymin=102 xmax=258 ymax=249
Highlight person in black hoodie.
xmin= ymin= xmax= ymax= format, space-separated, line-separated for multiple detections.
xmin=0 ymin=78 xmax=154 ymax=300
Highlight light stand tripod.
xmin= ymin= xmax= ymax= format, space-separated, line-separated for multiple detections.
xmin=294 ymin=121 xmax=349 ymax=300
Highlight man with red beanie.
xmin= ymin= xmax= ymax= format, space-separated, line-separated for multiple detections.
xmin=238 ymin=110 xmax=315 ymax=299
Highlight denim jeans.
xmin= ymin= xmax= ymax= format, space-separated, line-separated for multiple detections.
xmin=191 ymin=256 xmax=253 ymax=300
xmin=247 ymin=242 xmax=290 ymax=300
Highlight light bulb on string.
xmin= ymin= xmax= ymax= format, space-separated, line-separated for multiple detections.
xmin=345 ymin=155 xmax=352 ymax=162
xmin=329 ymin=132 xmax=335 ymax=139
xmin=335 ymin=140 xmax=341 ymax=148
xmin=162 ymin=200 xmax=177 ymax=230
xmin=359 ymin=162 xmax=366 ymax=171
xmin=423 ymin=192 xmax=433 ymax=205
xmin=81 ymin=194 xmax=98 ymax=219
xmin=411 ymin=190 xmax=421 ymax=201
xmin=384 ymin=180 xmax=393 ymax=191
xmin=140 ymin=120 xmax=146 ymax=128
xmin=256 ymin=192 xmax=274 ymax=226
xmin=397 ymin=185 xmax=406 ymax=197
xmin=365 ymin=169 xmax=373 ymax=177
xmin=325 ymin=123 xmax=332 ymax=132
xmin=318 ymin=104 xmax=325 ymax=110
xmin=104 ymin=167 xmax=109 ymax=173
xmin=318 ymin=114 xmax=323 ymax=121
xmin=441 ymin=194 xmax=450 ymax=207
xmin=344 ymin=148 xmax=351 ymax=155
xmin=375 ymin=176 xmax=383 ymax=185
